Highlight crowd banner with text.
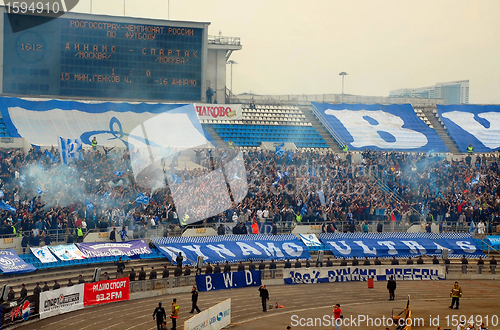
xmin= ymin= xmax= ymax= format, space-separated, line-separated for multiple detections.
xmin=31 ymin=246 xmax=58 ymax=263
xmin=39 ymin=284 xmax=84 ymax=320
xmin=0 ymin=249 xmax=36 ymax=274
xmin=223 ymin=222 xmax=276 ymax=235
xmin=184 ymin=298 xmax=231 ymax=330
xmin=48 ymin=244 xmax=87 ymax=261
xmin=487 ymin=236 xmax=500 ymax=248
xmin=284 ymin=265 xmax=446 ymax=285
xmin=319 ymin=233 xmax=485 ymax=259
xmin=196 ymin=270 xmax=261 ymax=292
xmin=84 ymin=278 xmax=130 ymax=306
xmin=1 ymin=295 xmax=39 ymax=327
xmin=77 ymin=240 xmax=152 ymax=258
xmin=312 ymin=102 xmax=448 ymax=152
xmin=438 ymin=104 xmax=500 ymax=152
xmin=195 ymin=104 xmax=243 ymax=121
xmin=153 ymin=234 xmax=311 ymax=266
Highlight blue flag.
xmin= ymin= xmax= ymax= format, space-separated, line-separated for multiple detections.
xmin=59 ymin=136 xmax=84 ymax=165
xmin=275 ymin=142 xmax=285 ymax=157
xmin=0 ymin=190 xmax=4 ymax=199
xmin=103 ymin=191 xmax=110 ymax=198
xmin=471 ymin=174 xmax=480 ymax=186
xmin=37 ymin=187 xmax=47 ymax=195
xmin=45 ymin=150 xmax=58 ymax=163
xmin=169 ymin=173 xmax=182 ymax=185
xmin=469 ymin=220 xmax=476 ymax=234
xmin=301 ymin=203 xmax=307 ymax=216
xmin=287 ymin=152 xmax=294 ymax=164
xmin=136 ymin=193 xmax=150 ymax=205
xmin=113 ymin=171 xmax=124 ymax=176
xmin=30 ymin=200 xmax=33 ymax=212
xmin=86 ymin=198 xmax=94 ymax=210
xmin=0 ymin=200 xmax=16 ymax=212
xmin=272 ymin=171 xmax=288 ymax=186
xmin=19 ymin=175 xmax=25 ymax=189
xmin=317 ymin=190 xmax=326 ymax=206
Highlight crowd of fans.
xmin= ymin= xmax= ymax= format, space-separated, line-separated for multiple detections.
xmin=0 ymin=146 xmax=499 ymax=244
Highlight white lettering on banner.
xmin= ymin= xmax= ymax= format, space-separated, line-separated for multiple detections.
xmin=183 ymin=245 xmax=209 ymax=260
xmin=326 ymin=241 xmax=352 ymax=255
xmin=455 ymin=241 xmax=476 ymax=254
xmin=222 ymin=273 xmax=233 ymax=287
xmin=441 ymin=111 xmax=500 ymax=149
xmin=353 ymin=241 xmax=376 ymax=255
xmin=92 ymin=280 xmax=128 ymax=292
xmin=205 ymin=276 xmax=213 ymax=291
xmin=245 ymin=271 xmax=253 ymax=285
xmin=401 ymin=240 xmax=427 ymax=254
xmin=235 ymin=242 xmax=262 ymax=256
xmin=432 ymin=243 xmax=454 ymax=254
xmin=206 ymin=244 xmax=236 ymax=259
xmin=281 ymin=242 xmax=303 ymax=257
xmin=183 ymin=298 xmax=231 ymax=330
xmin=254 ymin=242 xmax=285 ymax=257
xmin=377 ymin=241 xmax=398 ymax=254
xmin=324 ymin=109 xmax=428 ymax=149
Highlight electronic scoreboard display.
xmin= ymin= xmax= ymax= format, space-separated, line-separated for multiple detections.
xmin=2 ymin=12 xmax=206 ymax=101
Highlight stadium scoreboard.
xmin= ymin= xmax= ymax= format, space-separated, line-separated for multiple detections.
xmin=1 ymin=10 xmax=208 ymax=101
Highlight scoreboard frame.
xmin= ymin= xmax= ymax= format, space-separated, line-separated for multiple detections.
xmin=0 ymin=7 xmax=210 ymax=102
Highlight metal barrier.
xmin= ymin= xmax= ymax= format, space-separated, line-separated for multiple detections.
xmin=129 ymin=276 xmax=197 ymax=293
xmin=260 ymin=269 xmax=283 ymax=280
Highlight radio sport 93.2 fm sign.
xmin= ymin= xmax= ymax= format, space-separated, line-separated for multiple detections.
xmin=1 ymin=295 xmax=39 ymax=327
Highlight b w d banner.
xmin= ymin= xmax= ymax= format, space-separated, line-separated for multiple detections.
xmin=39 ymin=284 xmax=84 ymax=319
xmin=311 ymin=102 xmax=448 ymax=152
xmin=184 ymin=298 xmax=231 ymax=330
xmin=153 ymin=235 xmax=310 ymax=266
xmin=0 ymin=249 xmax=36 ymax=274
xmin=319 ymin=233 xmax=485 ymax=259
xmin=196 ymin=270 xmax=261 ymax=292
xmin=284 ymin=265 xmax=446 ymax=285
xmin=31 ymin=246 xmax=57 ymax=263
xmin=77 ymin=240 xmax=152 ymax=258
xmin=84 ymin=278 xmax=130 ymax=306
xmin=49 ymin=244 xmax=87 ymax=261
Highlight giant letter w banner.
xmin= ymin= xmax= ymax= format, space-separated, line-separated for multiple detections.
xmin=0 ymin=249 xmax=36 ymax=274
xmin=284 ymin=265 xmax=446 ymax=285
xmin=319 ymin=233 xmax=484 ymax=259
xmin=153 ymin=234 xmax=310 ymax=266
xmin=84 ymin=278 xmax=130 ymax=306
xmin=184 ymin=298 xmax=231 ymax=330
xmin=39 ymin=284 xmax=84 ymax=320
xmin=1 ymin=295 xmax=39 ymax=327
xmin=196 ymin=270 xmax=261 ymax=292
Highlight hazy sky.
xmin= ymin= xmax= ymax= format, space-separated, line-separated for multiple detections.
xmin=17 ymin=0 xmax=500 ymax=103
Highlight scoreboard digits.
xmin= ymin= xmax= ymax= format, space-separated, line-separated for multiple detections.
xmin=3 ymin=12 xmax=204 ymax=101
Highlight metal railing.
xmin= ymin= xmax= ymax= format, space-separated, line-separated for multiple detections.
xmin=309 ymin=104 xmax=346 ymax=149
xmin=129 ymin=276 xmax=197 ymax=293
xmin=208 ymin=35 xmax=241 ymax=46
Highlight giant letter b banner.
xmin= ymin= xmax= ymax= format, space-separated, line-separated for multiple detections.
xmin=84 ymin=278 xmax=130 ymax=306
xmin=196 ymin=270 xmax=261 ymax=292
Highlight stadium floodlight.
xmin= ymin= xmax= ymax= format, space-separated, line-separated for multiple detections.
xmin=339 ymin=72 xmax=348 ymax=103
xmin=227 ymin=60 xmax=238 ymax=94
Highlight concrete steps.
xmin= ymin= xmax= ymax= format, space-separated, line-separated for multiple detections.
xmin=202 ymin=124 xmax=226 ymax=148
xmin=425 ymin=110 xmax=461 ymax=154
xmin=298 ymin=105 xmax=342 ymax=152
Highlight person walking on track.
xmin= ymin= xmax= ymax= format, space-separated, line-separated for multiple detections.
xmin=190 ymin=286 xmax=201 ymax=313
xmin=152 ymin=302 xmax=166 ymax=330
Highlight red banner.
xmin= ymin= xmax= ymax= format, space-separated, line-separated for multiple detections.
xmin=84 ymin=278 xmax=129 ymax=306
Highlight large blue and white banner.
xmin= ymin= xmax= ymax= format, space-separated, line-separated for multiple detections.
xmin=30 ymin=246 xmax=57 ymax=264
xmin=312 ymin=102 xmax=448 ymax=152
xmin=77 ymin=240 xmax=152 ymax=258
xmin=284 ymin=265 xmax=446 ymax=285
xmin=487 ymin=236 xmax=500 ymax=248
xmin=153 ymin=234 xmax=311 ymax=266
xmin=0 ymin=97 xmax=210 ymax=148
xmin=196 ymin=270 xmax=261 ymax=292
xmin=0 ymin=249 xmax=36 ymax=274
xmin=438 ymin=105 xmax=500 ymax=152
xmin=319 ymin=233 xmax=485 ymax=259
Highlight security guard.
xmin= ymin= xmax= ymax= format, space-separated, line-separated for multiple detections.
xmin=171 ymin=298 xmax=180 ymax=330
xmin=343 ymin=144 xmax=349 ymax=153
xmin=76 ymin=227 xmax=83 ymax=242
xmin=467 ymin=144 xmax=473 ymax=154
xmin=180 ymin=213 xmax=189 ymax=226
xmin=91 ymin=137 xmax=98 ymax=150
xmin=228 ymin=138 xmax=234 ymax=149
xmin=152 ymin=302 xmax=166 ymax=330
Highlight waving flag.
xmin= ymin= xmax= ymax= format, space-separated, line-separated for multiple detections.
xmin=469 ymin=221 xmax=476 ymax=234
xmin=317 ymin=190 xmax=326 ymax=206
xmin=45 ymin=150 xmax=58 ymax=163
xmin=30 ymin=200 xmax=33 ymax=212
xmin=275 ymin=142 xmax=285 ymax=157
xmin=471 ymin=174 xmax=480 ymax=186
xmin=86 ymin=198 xmax=94 ymax=210
xmin=113 ymin=171 xmax=124 ymax=176
xmin=168 ymin=173 xmax=182 ymax=185
xmin=0 ymin=200 xmax=16 ymax=212
xmin=287 ymin=152 xmax=294 ymax=164
xmin=37 ymin=187 xmax=47 ymax=195
xmin=136 ymin=193 xmax=150 ymax=205
xmin=301 ymin=203 xmax=308 ymax=216
xmin=59 ymin=136 xmax=84 ymax=165
xmin=0 ymin=190 xmax=4 ymax=199
xmin=19 ymin=175 xmax=25 ymax=189
xmin=103 ymin=191 xmax=110 ymax=198
xmin=272 ymin=171 xmax=289 ymax=186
